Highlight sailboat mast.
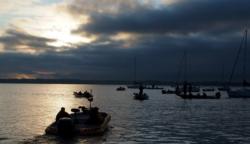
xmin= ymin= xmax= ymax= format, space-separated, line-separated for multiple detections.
xmin=243 ymin=29 xmax=248 ymax=86
xmin=184 ymin=49 xmax=188 ymax=83
xmin=228 ymin=30 xmax=245 ymax=85
xmin=134 ymin=57 xmax=137 ymax=83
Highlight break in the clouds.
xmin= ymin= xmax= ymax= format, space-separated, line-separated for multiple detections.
xmin=0 ymin=0 xmax=249 ymax=81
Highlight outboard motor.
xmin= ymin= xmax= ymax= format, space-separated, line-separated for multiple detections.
xmin=57 ymin=117 xmax=74 ymax=137
xmin=216 ymin=92 xmax=221 ymax=98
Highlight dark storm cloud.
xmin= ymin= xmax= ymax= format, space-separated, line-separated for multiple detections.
xmin=0 ymin=29 xmax=57 ymax=53
xmin=0 ymin=0 xmax=249 ymax=82
xmin=0 ymin=32 xmax=248 ymax=81
xmin=73 ymin=0 xmax=250 ymax=35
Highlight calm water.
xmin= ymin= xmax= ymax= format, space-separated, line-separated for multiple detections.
xmin=0 ymin=84 xmax=250 ymax=144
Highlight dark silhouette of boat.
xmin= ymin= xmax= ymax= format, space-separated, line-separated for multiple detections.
xmin=74 ymin=91 xmax=93 ymax=98
xmin=133 ymin=84 xmax=149 ymax=100
xmin=116 ymin=86 xmax=126 ymax=91
xmin=228 ymin=29 xmax=250 ymax=98
xmin=176 ymin=82 xmax=221 ymax=99
xmin=46 ymin=92 xmax=111 ymax=137
xmin=45 ymin=107 xmax=111 ymax=136
xmin=133 ymin=93 xmax=149 ymax=100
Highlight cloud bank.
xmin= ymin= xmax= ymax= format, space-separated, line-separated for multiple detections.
xmin=0 ymin=0 xmax=249 ymax=81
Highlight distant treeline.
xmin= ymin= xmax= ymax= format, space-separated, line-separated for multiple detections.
xmin=0 ymin=79 xmax=245 ymax=86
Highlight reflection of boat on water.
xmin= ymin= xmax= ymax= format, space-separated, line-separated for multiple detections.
xmin=228 ymin=29 xmax=250 ymax=98
xmin=133 ymin=93 xmax=149 ymax=100
xmin=74 ymin=91 xmax=93 ymax=98
xmin=116 ymin=86 xmax=126 ymax=91
xmin=45 ymin=107 xmax=111 ymax=136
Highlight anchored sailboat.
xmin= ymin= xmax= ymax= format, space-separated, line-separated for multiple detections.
xmin=228 ymin=29 xmax=250 ymax=98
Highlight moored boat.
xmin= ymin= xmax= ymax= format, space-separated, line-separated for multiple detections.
xmin=228 ymin=29 xmax=250 ymax=98
xmin=177 ymin=92 xmax=221 ymax=99
xmin=74 ymin=91 xmax=93 ymax=98
xmin=176 ymin=82 xmax=221 ymax=99
xmin=116 ymin=86 xmax=126 ymax=91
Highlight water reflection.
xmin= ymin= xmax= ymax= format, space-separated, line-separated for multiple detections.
xmin=0 ymin=84 xmax=250 ymax=143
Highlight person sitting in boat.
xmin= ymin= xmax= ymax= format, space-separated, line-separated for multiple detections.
xmin=139 ymin=84 xmax=143 ymax=96
xmin=56 ymin=107 xmax=71 ymax=122
xmin=188 ymin=84 xmax=192 ymax=96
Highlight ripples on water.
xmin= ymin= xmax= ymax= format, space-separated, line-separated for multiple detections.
xmin=0 ymin=84 xmax=250 ymax=144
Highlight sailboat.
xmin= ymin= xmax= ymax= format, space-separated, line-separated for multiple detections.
xmin=228 ymin=29 xmax=250 ymax=98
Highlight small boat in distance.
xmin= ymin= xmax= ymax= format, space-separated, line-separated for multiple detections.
xmin=133 ymin=84 xmax=149 ymax=100
xmin=74 ymin=91 xmax=93 ymax=98
xmin=176 ymin=82 xmax=221 ymax=99
xmin=116 ymin=86 xmax=126 ymax=91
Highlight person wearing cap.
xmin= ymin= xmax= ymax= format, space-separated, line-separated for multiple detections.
xmin=56 ymin=107 xmax=71 ymax=122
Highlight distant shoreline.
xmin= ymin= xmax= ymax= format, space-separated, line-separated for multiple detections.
xmin=0 ymin=79 xmax=245 ymax=86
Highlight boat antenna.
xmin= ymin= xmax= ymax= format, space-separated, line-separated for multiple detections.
xmin=177 ymin=51 xmax=185 ymax=84
xmin=184 ymin=49 xmax=188 ymax=83
xmin=243 ymin=29 xmax=248 ymax=87
xmin=134 ymin=56 xmax=137 ymax=84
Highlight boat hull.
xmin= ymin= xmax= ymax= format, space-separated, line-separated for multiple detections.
xmin=45 ymin=112 xmax=111 ymax=136
xmin=176 ymin=93 xmax=221 ymax=99
xmin=133 ymin=93 xmax=149 ymax=100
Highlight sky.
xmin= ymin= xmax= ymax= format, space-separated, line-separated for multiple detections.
xmin=0 ymin=0 xmax=250 ymax=82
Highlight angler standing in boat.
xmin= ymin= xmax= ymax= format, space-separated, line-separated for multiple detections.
xmin=139 ymin=84 xmax=144 ymax=96
xmin=56 ymin=107 xmax=71 ymax=122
